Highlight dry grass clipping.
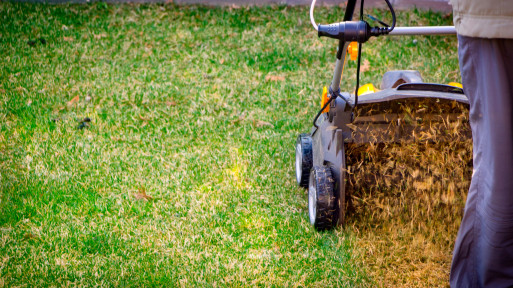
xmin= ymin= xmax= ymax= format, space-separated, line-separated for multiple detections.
xmin=345 ymin=98 xmax=472 ymax=287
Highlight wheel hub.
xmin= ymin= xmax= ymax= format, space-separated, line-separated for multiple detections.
xmin=295 ymin=143 xmax=302 ymax=184
xmin=308 ymin=173 xmax=317 ymax=225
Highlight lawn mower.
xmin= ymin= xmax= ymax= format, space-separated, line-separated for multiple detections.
xmin=295 ymin=0 xmax=470 ymax=230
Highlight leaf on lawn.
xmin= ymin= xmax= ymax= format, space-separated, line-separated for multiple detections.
xmin=94 ymin=33 xmax=107 ymax=39
xmin=231 ymin=112 xmax=246 ymax=124
xmin=443 ymin=12 xmax=452 ymax=19
xmin=23 ymin=233 xmax=39 ymax=241
xmin=255 ymin=120 xmax=274 ymax=128
xmin=67 ymin=96 xmax=79 ymax=107
xmin=134 ymin=187 xmax=153 ymax=201
xmin=15 ymin=87 xmax=27 ymax=93
xmin=166 ymin=100 xmax=177 ymax=106
xmin=220 ymin=59 xmax=225 ymax=64
xmin=139 ymin=115 xmax=150 ymax=127
xmin=63 ymin=36 xmax=74 ymax=42
xmin=360 ymin=59 xmax=371 ymax=73
xmin=265 ymin=75 xmax=285 ymax=82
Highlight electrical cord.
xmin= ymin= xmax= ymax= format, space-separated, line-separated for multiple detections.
xmin=354 ymin=0 xmax=395 ymax=108
xmin=312 ymin=96 xmax=333 ymax=128
xmin=366 ymin=14 xmax=390 ymax=28
xmin=384 ymin=0 xmax=396 ymax=32
xmin=354 ymin=0 xmax=365 ymax=108
xmin=354 ymin=41 xmax=363 ymax=107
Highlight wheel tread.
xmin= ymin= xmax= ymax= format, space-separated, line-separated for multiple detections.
xmin=296 ymin=133 xmax=313 ymax=188
xmin=310 ymin=166 xmax=336 ymax=231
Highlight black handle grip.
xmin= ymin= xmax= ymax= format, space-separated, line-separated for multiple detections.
xmin=318 ymin=20 xmax=389 ymax=43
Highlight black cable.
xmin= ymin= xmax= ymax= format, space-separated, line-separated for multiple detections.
xmin=312 ymin=96 xmax=334 ymax=128
xmin=359 ymin=0 xmax=364 ymax=21
xmin=354 ymin=0 xmax=364 ymax=108
xmin=354 ymin=0 xmax=395 ymax=107
xmin=354 ymin=41 xmax=362 ymax=107
xmin=367 ymin=0 xmax=396 ymax=36
xmin=366 ymin=14 xmax=389 ymax=28
xmin=384 ymin=0 xmax=396 ymax=32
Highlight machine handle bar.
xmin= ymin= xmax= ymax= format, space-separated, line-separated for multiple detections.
xmin=388 ymin=26 xmax=456 ymax=36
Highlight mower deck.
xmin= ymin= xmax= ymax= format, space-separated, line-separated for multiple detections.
xmin=296 ymin=80 xmax=470 ymax=230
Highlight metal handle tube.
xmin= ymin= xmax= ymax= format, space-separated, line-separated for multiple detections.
xmin=331 ymin=42 xmax=350 ymax=93
xmin=388 ymin=26 xmax=456 ymax=36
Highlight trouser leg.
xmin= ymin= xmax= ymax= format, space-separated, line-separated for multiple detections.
xmin=450 ymin=35 xmax=513 ymax=287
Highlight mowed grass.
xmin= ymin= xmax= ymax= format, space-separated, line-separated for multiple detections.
xmin=0 ymin=3 xmax=460 ymax=287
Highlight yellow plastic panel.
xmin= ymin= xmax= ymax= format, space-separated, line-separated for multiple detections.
xmin=448 ymin=82 xmax=463 ymax=89
xmin=357 ymin=83 xmax=377 ymax=96
xmin=347 ymin=42 xmax=358 ymax=61
xmin=321 ymin=86 xmax=330 ymax=113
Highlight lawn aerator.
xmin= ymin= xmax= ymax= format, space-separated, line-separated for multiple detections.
xmin=295 ymin=0 xmax=469 ymax=230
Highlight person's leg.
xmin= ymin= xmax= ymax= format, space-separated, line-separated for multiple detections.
xmin=450 ymin=35 xmax=513 ymax=287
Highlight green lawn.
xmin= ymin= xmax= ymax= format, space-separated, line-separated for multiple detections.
xmin=0 ymin=3 xmax=459 ymax=286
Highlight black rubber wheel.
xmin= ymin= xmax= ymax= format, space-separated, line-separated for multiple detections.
xmin=295 ymin=133 xmax=313 ymax=188
xmin=308 ymin=166 xmax=336 ymax=231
